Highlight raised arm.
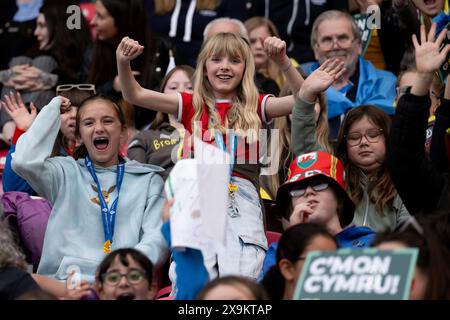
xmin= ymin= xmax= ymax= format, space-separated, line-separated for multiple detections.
xmin=264 ymin=36 xmax=304 ymax=94
xmin=410 ymin=24 xmax=449 ymax=96
xmin=160 ymin=199 xmax=209 ymax=300
xmin=116 ymin=37 xmax=179 ymax=115
xmin=291 ymin=59 xmax=345 ymax=155
xmin=387 ymin=23 xmax=450 ymax=215
xmin=1 ymin=92 xmax=37 ymax=194
xmin=11 ymin=97 xmax=69 ymax=201
xmin=260 ymin=38 xmax=298 ymax=119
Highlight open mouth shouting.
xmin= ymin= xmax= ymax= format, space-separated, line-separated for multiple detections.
xmin=116 ymin=292 xmax=136 ymax=300
xmin=93 ymin=137 xmax=110 ymax=151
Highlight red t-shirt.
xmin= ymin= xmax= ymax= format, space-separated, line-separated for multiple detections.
xmin=176 ymin=92 xmax=272 ymax=186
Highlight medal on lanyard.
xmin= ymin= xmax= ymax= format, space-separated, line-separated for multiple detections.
xmin=215 ymin=130 xmax=239 ymax=217
xmin=85 ymin=156 xmax=125 ymax=253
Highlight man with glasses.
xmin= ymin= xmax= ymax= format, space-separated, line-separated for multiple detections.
xmin=304 ymin=10 xmax=396 ymax=139
xmin=260 ymin=151 xmax=375 ymax=277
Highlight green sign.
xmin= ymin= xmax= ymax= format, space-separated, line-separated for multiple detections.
xmin=353 ymin=13 xmax=373 ymax=56
xmin=293 ymin=248 xmax=418 ymax=300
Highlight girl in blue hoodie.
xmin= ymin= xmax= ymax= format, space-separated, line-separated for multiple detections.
xmin=12 ymin=95 xmax=168 ymax=281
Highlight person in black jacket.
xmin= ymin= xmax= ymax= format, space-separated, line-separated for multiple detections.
xmin=388 ymin=23 xmax=450 ymax=216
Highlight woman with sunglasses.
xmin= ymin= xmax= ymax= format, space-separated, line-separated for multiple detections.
xmin=291 ymin=58 xmax=410 ymax=233
xmin=259 ymin=151 xmax=375 ymax=279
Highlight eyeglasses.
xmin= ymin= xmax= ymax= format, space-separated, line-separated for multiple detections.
xmin=101 ymin=269 xmax=147 ymax=286
xmin=56 ymin=84 xmax=96 ymax=95
xmin=317 ymin=35 xmax=355 ymax=50
xmin=289 ymin=181 xmax=329 ymax=198
xmin=345 ymin=128 xmax=383 ymax=147
xmin=393 ymin=216 xmax=424 ymax=235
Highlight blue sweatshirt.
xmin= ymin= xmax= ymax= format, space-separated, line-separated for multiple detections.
xmin=12 ymin=97 xmax=169 ymax=281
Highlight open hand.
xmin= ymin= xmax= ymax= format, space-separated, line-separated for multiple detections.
xmin=298 ymin=58 xmax=345 ymax=102
xmin=1 ymin=91 xmax=37 ymax=131
xmin=413 ymin=23 xmax=450 ymax=75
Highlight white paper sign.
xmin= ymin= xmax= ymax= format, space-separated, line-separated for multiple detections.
xmin=164 ymin=137 xmax=230 ymax=252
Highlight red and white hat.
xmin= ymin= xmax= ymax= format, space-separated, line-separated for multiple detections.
xmin=276 ymin=151 xmax=354 ymax=227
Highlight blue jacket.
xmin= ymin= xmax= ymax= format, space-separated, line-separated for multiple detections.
xmin=3 ymin=143 xmax=69 ymax=195
xmin=259 ymin=225 xmax=375 ymax=280
xmin=307 ymin=57 xmax=396 ymax=119
xmin=161 ymin=221 xmax=209 ymax=300
xmin=433 ymin=11 xmax=450 ymax=35
xmin=3 ymin=144 xmax=35 ymax=195
xmin=334 ymin=225 xmax=375 ymax=248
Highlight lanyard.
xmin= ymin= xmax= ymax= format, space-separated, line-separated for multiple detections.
xmin=85 ymin=156 xmax=125 ymax=254
xmin=214 ymin=129 xmax=237 ymax=182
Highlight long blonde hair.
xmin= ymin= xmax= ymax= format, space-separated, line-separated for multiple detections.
xmin=244 ymin=16 xmax=286 ymax=88
xmin=192 ymin=32 xmax=261 ymax=143
xmin=154 ymin=0 xmax=219 ymax=15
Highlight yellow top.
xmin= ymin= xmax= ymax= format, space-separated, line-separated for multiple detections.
xmin=364 ymin=29 xmax=386 ymax=70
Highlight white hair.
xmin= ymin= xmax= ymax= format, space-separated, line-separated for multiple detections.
xmin=203 ymin=17 xmax=249 ymax=42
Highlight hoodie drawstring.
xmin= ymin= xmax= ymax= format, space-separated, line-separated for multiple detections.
xmin=183 ymin=0 xmax=197 ymax=42
xmin=287 ymin=0 xmax=300 ymax=52
xmin=169 ymin=0 xmax=182 ymax=38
